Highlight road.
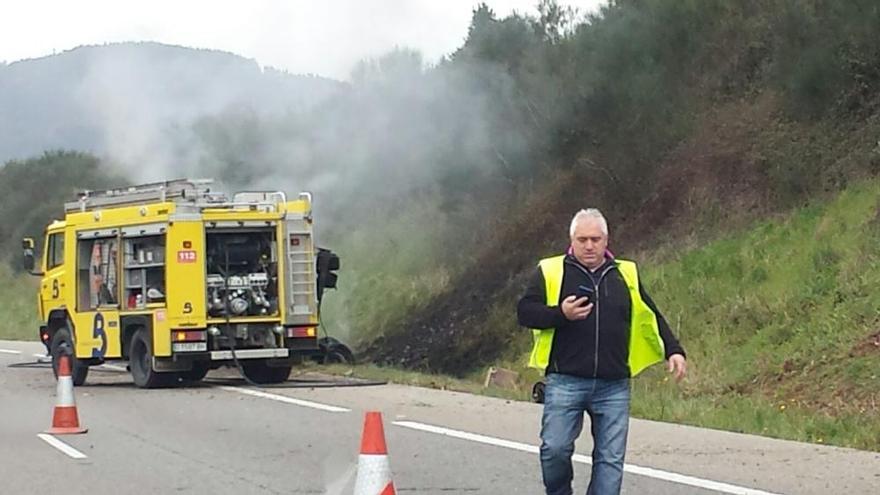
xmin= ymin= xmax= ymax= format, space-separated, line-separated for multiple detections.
xmin=1 ymin=339 xmax=878 ymax=494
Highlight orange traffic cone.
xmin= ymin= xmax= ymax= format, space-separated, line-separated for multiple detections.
xmin=44 ymin=354 xmax=88 ymax=435
xmin=354 ymin=411 xmax=395 ymax=495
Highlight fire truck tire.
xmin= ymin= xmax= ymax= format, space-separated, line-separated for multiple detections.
xmin=50 ymin=328 xmax=89 ymax=386
xmin=181 ymin=362 xmax=210 ymax=382
xmin=241 ymin=361 xmax=291 ymax=384
xmin=129 ymin=329 xmax=175 ymax=388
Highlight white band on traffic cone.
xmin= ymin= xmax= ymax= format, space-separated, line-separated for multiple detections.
xmin=354 ymin=454 xmax=395 ymax=495
xmin=56 ymin=375 xmax=75 ymax=406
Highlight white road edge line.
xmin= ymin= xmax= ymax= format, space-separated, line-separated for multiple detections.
xmin=393 ymin=421 xmax=784 ymax=495
xmin=0 ymin=349 xmax=22 ymax=354
xmin=37 ymin=434 xmax=88 ymax=459
xmin=218 ymin=386 xmax=350 ymax=413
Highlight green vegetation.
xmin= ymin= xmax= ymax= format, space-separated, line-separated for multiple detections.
xmin=0 ymin=264 xmax=40 ymax=340
xmin=631 ymin=181 xmax=880 ymax=450
xmin=0 ymin=151 xmax=127 ymax=266
xmin=319 ymin=197 xmax=467 ymax=347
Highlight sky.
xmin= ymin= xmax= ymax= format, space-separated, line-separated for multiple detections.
xmin=0 ymin=0 xmax=605 ymax=79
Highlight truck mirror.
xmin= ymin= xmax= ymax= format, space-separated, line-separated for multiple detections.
xmin=22 ymin=237 xmax=35 ymax=272
xmin=316 ymin=248 xmax=340 ymax=301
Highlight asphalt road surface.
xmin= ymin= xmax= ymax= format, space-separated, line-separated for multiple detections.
xmin=1 ymin=340 xmax=878 ymax=494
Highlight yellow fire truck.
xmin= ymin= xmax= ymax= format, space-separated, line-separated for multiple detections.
xmin=21 ymin=179 xmax=340 ymax=388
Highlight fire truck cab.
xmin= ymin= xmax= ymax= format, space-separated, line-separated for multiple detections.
xmin=21 ymin=179 xmax=339 ymax=388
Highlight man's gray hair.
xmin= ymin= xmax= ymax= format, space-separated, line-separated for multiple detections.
xmin=569 ymin=208 xmax=608 ymax=237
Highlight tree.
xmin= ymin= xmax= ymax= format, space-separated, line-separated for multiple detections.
xmin=0 ymin=151 xmax=127 ymax=269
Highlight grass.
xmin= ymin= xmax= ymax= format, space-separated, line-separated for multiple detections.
xmin=319 ymin=194 xmax=475 ymax=347
xmin=0 ymin=264 xmax=40 ymax=340
xmin=629 ymin=180 xmax=880 ymax=450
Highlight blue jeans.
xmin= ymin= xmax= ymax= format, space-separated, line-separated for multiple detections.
xmin=540 ymin=374 xmax=631 ymax=495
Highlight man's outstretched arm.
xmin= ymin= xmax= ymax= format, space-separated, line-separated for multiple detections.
xmin=640 ymin=281 xmax=687 ymax=380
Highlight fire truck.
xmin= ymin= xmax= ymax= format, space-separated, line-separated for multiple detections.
xmin=21 ymin=179 xmax=341 ymax=388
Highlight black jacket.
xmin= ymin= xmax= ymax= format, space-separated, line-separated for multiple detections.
xmin=517 ymin=255 xmax=684 ymax=379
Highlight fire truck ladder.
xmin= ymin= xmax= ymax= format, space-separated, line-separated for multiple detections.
xmin=64 ymin=179 xmax=221 ymax=213
xmin=286 ymin=228 xmax=317 ymax=317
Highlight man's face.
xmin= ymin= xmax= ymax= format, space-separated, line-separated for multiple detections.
xmin=571 ymin=219 xmax=608 ymax=269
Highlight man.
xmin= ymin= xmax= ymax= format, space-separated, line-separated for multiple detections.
xmin=517 ymin=208 xmax=687 ymax=495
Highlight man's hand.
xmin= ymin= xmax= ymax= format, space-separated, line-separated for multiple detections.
xmin=667 ymin=353 xmax=687 ymax=381
xmin=561 ymin=295 xmax=592 ymax=321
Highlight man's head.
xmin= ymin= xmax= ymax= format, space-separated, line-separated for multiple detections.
xmin=569 ymin=208 xmax=608 ymax=269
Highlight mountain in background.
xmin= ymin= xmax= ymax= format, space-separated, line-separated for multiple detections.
xmin=0 ymin=42 xmax=343 ymax=167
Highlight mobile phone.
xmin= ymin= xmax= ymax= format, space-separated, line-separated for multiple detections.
xmin=575 ymin=285 xmax=593 ymax=304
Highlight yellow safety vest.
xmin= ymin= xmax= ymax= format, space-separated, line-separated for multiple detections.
xmin=527 ymin=255 xmax=665 ymax=376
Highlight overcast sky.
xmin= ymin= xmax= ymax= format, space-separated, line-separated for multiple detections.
xmin=0 ymin=0 xmax=605 ymax=79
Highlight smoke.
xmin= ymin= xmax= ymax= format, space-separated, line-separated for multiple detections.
xmin=60 ymin=43 xmax=522 ymax=233
xmin=49 ymin=43 xmax=513 ymax=225
xmin=235 ymin=50 xmax=519 ymax=223
xmin=62 ymin=42 xmax=340 ymax=186
xmin=1 ymin=5 xmax=571 ymax=346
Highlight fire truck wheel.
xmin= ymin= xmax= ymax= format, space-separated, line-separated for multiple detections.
xmin=181 ymin=362 xmax=210 ymax=382
xmin=50 ymin=328 xmax=89 ymax=386
xmin=241 ymin=361 xmax=291 ymax=384
xmin=129 ymin=329 xmax=175 ymax=388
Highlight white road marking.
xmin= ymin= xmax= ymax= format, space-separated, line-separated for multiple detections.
xmin=218 ymin=386 xmax=350 ymax=413
xmin=37 ymin=434 xmax=88 ymax=459
xmin=100 ymin=363 xmax=128 ymax=372
xmin=393 ymin=421 xmax=784 ymax=495
xmin=0 ymin=349 xmax=22 ymax=355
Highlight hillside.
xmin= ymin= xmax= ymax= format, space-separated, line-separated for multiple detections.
xmin=0 ymin=42 xmax=342 ymax=167
xmin=630 ymin=182 xmax=880 ymax=450
xmin=360 ymin=0 xmax=880 ymax=372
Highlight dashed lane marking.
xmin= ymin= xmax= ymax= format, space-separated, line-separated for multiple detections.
xmin=218 ymin=386 xmax=350 ymax=413
xmin=37 ymin=434 xmax=88 ymax=459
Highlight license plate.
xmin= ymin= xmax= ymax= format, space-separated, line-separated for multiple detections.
xmin=173 ymin=342 xmax=207 ymax=352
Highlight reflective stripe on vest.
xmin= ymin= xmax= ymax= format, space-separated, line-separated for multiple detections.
xmin=527 ymin=255 xmax=665 ymax=376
